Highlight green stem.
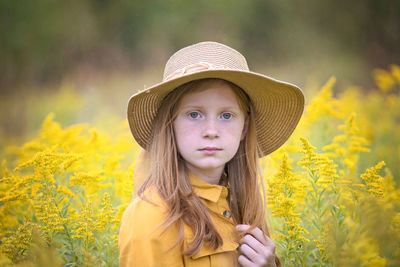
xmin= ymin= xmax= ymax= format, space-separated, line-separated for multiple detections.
xmin=51 ymin=189 xmax=79 ymax=264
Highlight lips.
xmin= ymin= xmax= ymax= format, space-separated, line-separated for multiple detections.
xmin=198 ymin=147 xmax=222 ymax=155
xmin=199 ymin=147 xmax=222 ymax=151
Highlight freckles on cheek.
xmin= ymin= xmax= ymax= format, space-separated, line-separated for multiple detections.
xmin=227 ymin=124 xmax=245 ymax=139
xmin=174 ymin=122 xmax=194 ymax=141
xmin=176 ymin=124 xmax=192 ymax=136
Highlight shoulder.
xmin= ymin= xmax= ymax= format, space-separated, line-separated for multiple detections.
xmin=119 ymin=188 xmax=177 ymax=252
xmin=120 ymin=187 xmax=169 ymax=234
xmin=119 ymin=187 xmax=181 ymax=249
xmin=119 ymin=188 xmax=184 ymax=266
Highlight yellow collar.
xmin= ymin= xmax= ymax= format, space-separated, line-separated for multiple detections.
xmin=189 ymin=173 xmax=229 ymax=203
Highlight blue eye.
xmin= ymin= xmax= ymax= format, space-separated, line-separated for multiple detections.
xmin=222 ymin=113 xmax=232 ymax=119
xmin=189 ymin=112 xmax=199 ymax=119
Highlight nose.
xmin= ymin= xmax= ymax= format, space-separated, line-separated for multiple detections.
xmin=202 ymin=118 xmax=219 ymax=139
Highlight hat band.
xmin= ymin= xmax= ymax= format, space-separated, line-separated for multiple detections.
xmin=164 ymin=62 xmax=230 ymax=81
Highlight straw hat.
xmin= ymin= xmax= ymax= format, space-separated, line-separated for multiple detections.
xmin=127 ymin=41 xmax=304 ymax=157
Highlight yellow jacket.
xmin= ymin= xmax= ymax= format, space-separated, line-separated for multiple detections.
xmin=118 ymin=171 xmax=239 ymax=266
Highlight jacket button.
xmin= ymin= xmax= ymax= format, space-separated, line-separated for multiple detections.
xmin=223 ymin=210 xmax=232 ymax=219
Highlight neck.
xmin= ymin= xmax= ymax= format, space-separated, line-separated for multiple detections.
xmin=186 ymin=164 xmax=223 ymax=185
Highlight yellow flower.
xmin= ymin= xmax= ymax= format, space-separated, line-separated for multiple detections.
xmin=303 ymin=76 xmax=343 ymax=126
xmin=323 ymin=143 xmax=339 ymax=151
xmin=298 ymin=138 xmax=339 ymax=187
xmin=323 ymin=113 xmax=370 ymax=178
xmin=69 ymin=171 xmax=104 ymax=197
xmin=352 ymin=183 xmax=366 ymax=189
xmin=97 ymin=192 xmax=116 ymax=230
xmin=266 ymin=154 xmax=308 ymax=260
xmin=373 ymin=68 xmax=396 ymax=92
xmin=30 ymin=182 xmax=45 ymax=197
xmin=298 ymin=138 xmax=317 ymax=169
xmin=360 ymin=161 xmax=386 ymax=198
xmin=32 ymin=186 xmax=68 ymax=234
xmin=56 ymin=185 xmax=74 ymax=198
xmin=390 ymin=64 xmax=400 ymax=83
xmin=0 ymin=222 xmax=48 ymax=263
xmin=1 ymin=111 xmax=141 ymax=265
xmin=71 ymin=200 xmax=98 ymax=243
xmin=104 ymin=153 xmax=122 ymax=173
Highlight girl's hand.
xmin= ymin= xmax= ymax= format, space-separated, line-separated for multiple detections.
xmin=236 ymin=224 xmax=276 ymax=267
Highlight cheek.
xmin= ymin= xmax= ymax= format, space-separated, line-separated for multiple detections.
xmin=174 ymin=120 xmax=191 ymax=138
xmin=173 ymin=120 xmax=194 ymax=149
xmin=224 ymin=123 xmax=245 ymax=147
xmin=231 ymin=120 xmax=246 ymax=139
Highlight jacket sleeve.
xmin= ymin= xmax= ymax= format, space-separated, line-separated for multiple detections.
xmin=118 ymin=193 xmax=184 ymax=267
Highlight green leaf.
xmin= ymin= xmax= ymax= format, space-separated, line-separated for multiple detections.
xmin=61 ymin=198 xmax=74 ymax=217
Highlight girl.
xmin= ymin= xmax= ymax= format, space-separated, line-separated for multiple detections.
xmin=119 ymin=41 xmax=304 ymax=266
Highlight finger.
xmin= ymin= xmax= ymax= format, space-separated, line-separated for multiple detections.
xmin=238 ymin=243 xmax=258 ymax=263
xmin=265 ymin=236 xmax=276 ymax=253
xmin=236 ymin=224 xmax=268 ymax=246
xmin=239 ymin=234 xmax=265 ymax=255
xmin=240 ymin=234 xmax=277 ymax=264
xmin=238 ymin=254 xmax=254 ymax=267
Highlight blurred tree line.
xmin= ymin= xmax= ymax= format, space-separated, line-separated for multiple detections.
xmin=0 ymin=0 xmax=399 ymax=92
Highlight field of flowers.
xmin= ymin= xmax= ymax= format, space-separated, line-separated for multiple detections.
xmin=0 ymin=65 xmax=399 ymax=266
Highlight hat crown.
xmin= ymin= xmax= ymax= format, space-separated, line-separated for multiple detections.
xmin=163 ymin=41 xmax=249 ymax=81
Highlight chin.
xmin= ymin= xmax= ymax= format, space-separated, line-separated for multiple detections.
xmin=199 ymin=162 xmax=227 ymax=170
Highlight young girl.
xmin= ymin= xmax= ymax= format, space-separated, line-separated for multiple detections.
xmin=119 ymin=41 xmax=304 ymax=266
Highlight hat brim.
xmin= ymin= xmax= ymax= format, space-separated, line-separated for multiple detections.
xmin=127 ymin=69 xmax=304 ymax=157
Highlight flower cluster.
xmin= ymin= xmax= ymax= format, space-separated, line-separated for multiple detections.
xmin=262 ymin=64 xmax=400 ymax=266
xmin=372 ymin=64 xmax=400 ymax=93
xmin=361 ymin=161 xmax=386 ymax=198
xmin=265 ymin=154 xmax=309 ymax=265
xmin=1 ymin=64 xmax=400 ymax=266
xmin=0 ymin=114 xmax=136 ymax=266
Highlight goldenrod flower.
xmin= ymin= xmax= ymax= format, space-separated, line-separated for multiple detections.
xmin=71 ymin=200 xmax=98 ymax=244
xmin=390 ymin=64 xmax=400 ymax=84
xmin=32 ymin=187 xmax=67 ymax=233
xmin=57 ymin=185 xmax=75 ymax=198
xmin=267 ymin=154 xmax=309 ymax=263
xmin=360 ymin=161 xmax=386 ymax=198
xmin=303 ymin=76 xmax=343 ymax=126
xmin=0 ymin=222 xmax=48 ymax=263
xmin=373 ymin=68 xmax=396 ymax=92
xmin=97 ymin=192 xmax=116 ymax=230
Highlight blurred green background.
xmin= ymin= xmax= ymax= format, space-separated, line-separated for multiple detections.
xmin=0 ymin=0 xmax=399 ymax=141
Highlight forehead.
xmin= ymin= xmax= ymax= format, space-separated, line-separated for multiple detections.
xmin=178 ymin=80 xmax=240 ymax=107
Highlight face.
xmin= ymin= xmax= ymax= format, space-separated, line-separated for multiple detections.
xmin=173 ymin=81 xmax=247 ymax=180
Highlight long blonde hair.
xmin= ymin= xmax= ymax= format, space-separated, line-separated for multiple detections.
xmin=137 ymin=78 xmax=276 ymax=261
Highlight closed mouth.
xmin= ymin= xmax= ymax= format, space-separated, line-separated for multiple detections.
xmin=199 ymin=147 xmax=222 ymax=151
